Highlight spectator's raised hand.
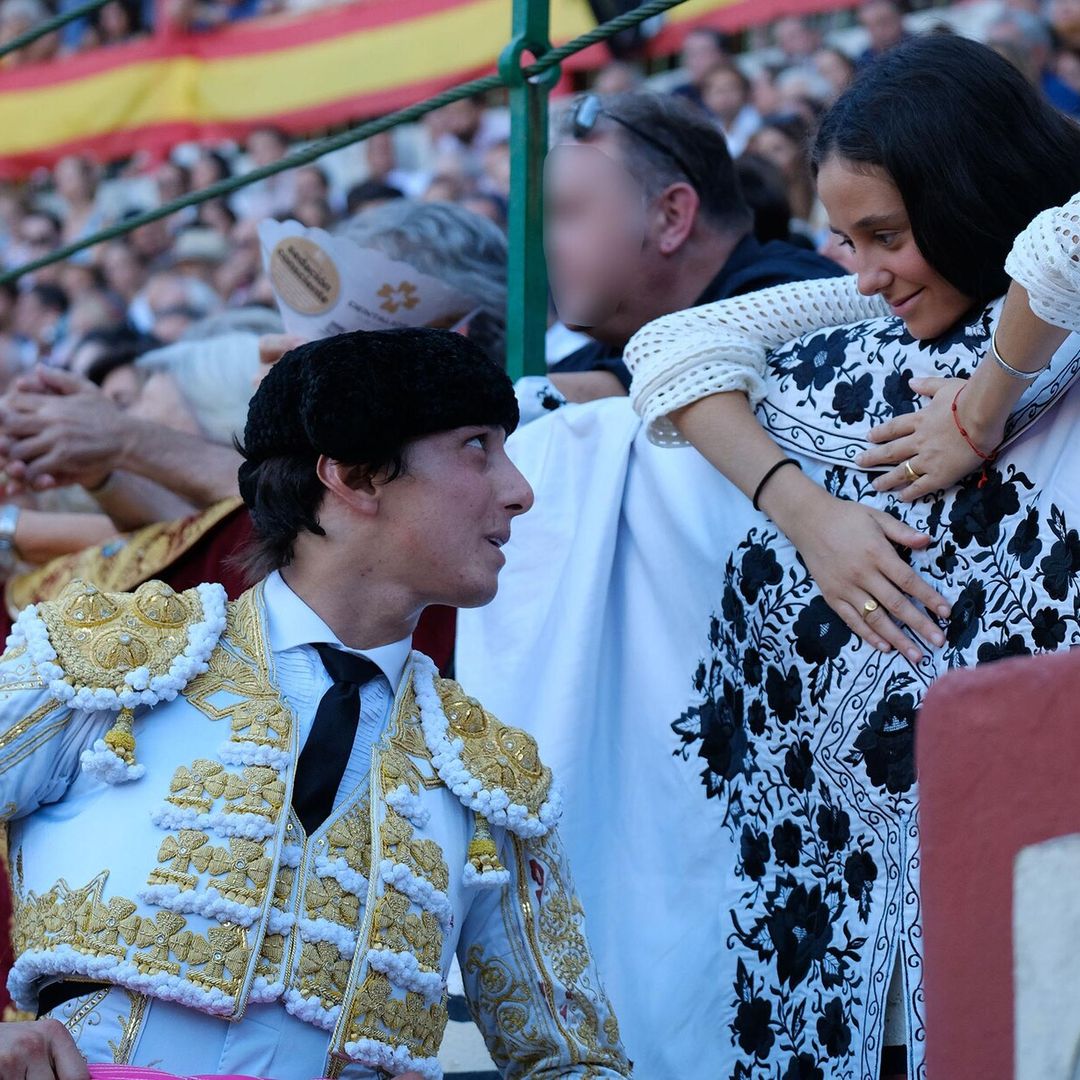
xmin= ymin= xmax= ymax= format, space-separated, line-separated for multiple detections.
xmin=0 ymin=367 xmax=127 ymax=494
xmin=255 ymin=332 xmax=305 ymax=387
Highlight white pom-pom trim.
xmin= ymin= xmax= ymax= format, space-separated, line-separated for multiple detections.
xmin=12 ymin=583 xmax=227 ymax=715
xmin=80 ymin=740 xmax=145 ymax=785
xmin=9 ymin=946 xmax=234 ymax=1016
xmin=296 ymin=916 xmax=357 ymax=958
xmin=462 ymin=862 xmax=511 ymax=889
xmin=283 ymin=987 xmax=340 ymax=1030
xmin=367 ymin=947 xmax=444 ymax=1004
xmin=314 ymin=853 xmax=368 ymax=897
xmin=411 ymin=653 xmax=561 ymax=838
xmin=378 ymin=859 xmax=454 ymax=932
xmin=149 ymin=804 xmax=276 ymax=841
xmin=344 ymin=1037 xmax=441 ymax=1080
xmin=385 ymin=784 xmax=430 ymax=828
xmin=138 ymin=883 xmax=262 ymax=928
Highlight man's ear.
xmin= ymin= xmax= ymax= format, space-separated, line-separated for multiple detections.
xmin=316 ymin=455 xmax=381 ymax=518
xmin=653 ymin=181 xmax=701 ymax=256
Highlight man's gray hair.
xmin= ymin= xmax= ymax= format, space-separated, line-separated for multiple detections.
xmin=337 ymin=200 xmax=508 ymax=365
xmin=989 ymin=9 xmax=1053 ymax=51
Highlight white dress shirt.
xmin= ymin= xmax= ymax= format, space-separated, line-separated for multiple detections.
xmin=262 ymin=570 xmax=412 ymax=817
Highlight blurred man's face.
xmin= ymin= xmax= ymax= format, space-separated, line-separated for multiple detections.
xmin=703 ymin=68 xmax=748 ymax=123
xmin=775 ymin=17 xmax=818 ymax=58
xmin=544 ymin=139 xmax=647 ymax=334
xmin=682 ymin=30 xmax=726 ymax=85
xmin=859 ymin=1 xmax=904 ymax=52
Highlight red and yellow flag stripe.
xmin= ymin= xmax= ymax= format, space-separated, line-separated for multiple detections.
xmin=0 ymin=0 xmax=851 ymax=177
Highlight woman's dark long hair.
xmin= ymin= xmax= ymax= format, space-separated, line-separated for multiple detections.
xmin=813 ymin=34 xmax=1080 ymax=307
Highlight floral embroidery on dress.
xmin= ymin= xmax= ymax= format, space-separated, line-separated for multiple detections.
xmin=671 ymin=307 xmax=1080 ymax=1080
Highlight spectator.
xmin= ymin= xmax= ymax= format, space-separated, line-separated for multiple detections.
xmin=292 ymin=196 xmax=333 ymax=229
xmin=772 ymin=14 xmax=821 ymax=71
xmin=345 ymin=178 xmax=404 ymax=216
xmin=53 ymin=155 xmax=109 ymax=250
xmin=232 ymin=126 xmax=296 ymax=220
xmin=734 ymin=153 xmax=797 ymax=246
xmin=1051 ymin=0 xmax=1080 ymax=51
xmin=857 ymin=0 xmax=909 ymax=66
xmin=745 ymin=113 xmax=821 ymax=240
xmin=190 ymin=148 xmax=231 ymax=192
xmin=362 ymin=130 xmax=427 ymax=198
xmin=544 ymin=93 xmax=843 ymax=399
xmin=0 ymin=0 xmax=57 ymax=66
xmin=671 ymin=26 xmax=731 ymax=109
xmin=813 ymin=45 xmax=857 ymax=102
xmin=87 ymin=0 xmax=144 ymax=48
xmin=987 ymin=9 xmax=1080 ymax=115
xmin=593 ymin=60 xmax=643 ymax=95
xmin=13 ymin=282 xmax=68 ymax=363
xmin=292 ymin=164 xmax=329 ymax=205
xmin=97 ymin=239 xmax=146 ymax=303
xmin=700 ymin=63 xmax=761 ymax=157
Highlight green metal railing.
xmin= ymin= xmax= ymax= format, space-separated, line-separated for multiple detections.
xmin=0 ymin=0 xmax=690 ymax=378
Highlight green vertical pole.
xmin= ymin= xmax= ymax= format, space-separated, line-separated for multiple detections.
xmin=500 ymin=0 xmax=560 ymax=381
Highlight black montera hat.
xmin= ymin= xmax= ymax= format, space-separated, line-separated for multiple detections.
xmin=238 ymin=327 xmax=519 ymax=507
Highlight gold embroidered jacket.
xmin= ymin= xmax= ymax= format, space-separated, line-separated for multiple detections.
xmin=0 ymin=579 xmax=630 ymax=1079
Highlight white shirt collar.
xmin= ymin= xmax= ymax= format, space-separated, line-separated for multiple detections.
xmin=262 ymin=570 xmax=411 ymax=689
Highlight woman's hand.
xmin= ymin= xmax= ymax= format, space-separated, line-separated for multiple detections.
xmin=856 ymin=377 xmax=1004 ymax=502
xmin=779 ymin=486 xmax=951 ymax=664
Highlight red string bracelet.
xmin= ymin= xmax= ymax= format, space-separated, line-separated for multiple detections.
xmin=951 ymin=384 xmax=998 ymax=488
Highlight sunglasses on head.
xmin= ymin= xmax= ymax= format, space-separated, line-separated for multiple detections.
xmin=569 ymin=94 xmax=701 ymax=194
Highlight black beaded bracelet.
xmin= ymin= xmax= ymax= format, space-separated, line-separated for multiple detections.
xmin=752 ymin=458 xmax=803 ymax=511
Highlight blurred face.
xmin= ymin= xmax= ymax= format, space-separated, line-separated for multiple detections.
xmin=100 ymin=0 xmax=130 ymax=37
xmin=55 ymin=157 xmax=93 ymax=204
xmin=859 ymin=0 xmax=904 ymax=53
xmin=247 ymin=129 xmax=287 ymax=168
xmin=127 ymin=371 xmax=201 ymax=434
xmin=365 ymin=131 xmax=396 ymax=177
xmin=815 ymin=49 xmax=854 ymax=96
xmin=749 ymin=127 xmax=800 ymax=178
xmin=100 ymin=242 xmax=144 ymax=299
xmin=544 ymin=140 xmax=647 ymax=331
xmin=702 ymin=67 xmax=747 ymax=123
xmin=775 ymin=17 xmax=818 ymax=58
xmin=1052 ymin=0 xmax=1080 ymax=47
xmin=19 ymin=214 xmax=58 ymax=254
xmin=156 ymin=162 xmax=188 ymax=204
xmin=192 ymin=153 xmax=226 ymax=191
xmin=374 ymin=425 xmax=533 ymax=609
xmin=682 ymin=30 xmax=726 ymax=85
xmin=817 ymin=156 xmax=973 ymax=340
xmin=294 ymin=167 xmax=327 ymax=204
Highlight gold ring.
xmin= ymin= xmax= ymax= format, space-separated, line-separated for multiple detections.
xmin=903 ymin=459 xmax=921 ymax=482
xmin=862 ymin=599 xmax=880 ymax=617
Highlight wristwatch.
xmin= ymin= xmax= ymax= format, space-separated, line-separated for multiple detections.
xmin=0 ymin=504 xmax=21 ymax=572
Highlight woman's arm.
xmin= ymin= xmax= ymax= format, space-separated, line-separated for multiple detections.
xmin=626 ymin=275 xmax=949 ymax=659
xmin=674 ymin=393 xmax=949 ymax=661
xmin=625 ymin=274 xmax=886 ymax=443
xmin=11 ymin=509 xmax=117 ymax=566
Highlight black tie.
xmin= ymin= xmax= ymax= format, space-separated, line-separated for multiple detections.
xmin=292 ymin=643 xmax=380 ymax=835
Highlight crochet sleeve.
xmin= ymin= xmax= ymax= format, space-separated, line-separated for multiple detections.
xmin=624 ymin=275 xmax=887 ymax=446
xmin=1005 ymin=190 xmax=1080 ymax=334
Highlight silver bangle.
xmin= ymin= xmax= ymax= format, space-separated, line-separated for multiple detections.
xmin=989 ymin=330 xmax=1047 ymax=382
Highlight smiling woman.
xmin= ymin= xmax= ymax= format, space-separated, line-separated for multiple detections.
xmin=620 ymin=33 xmax=1080 ymax=1080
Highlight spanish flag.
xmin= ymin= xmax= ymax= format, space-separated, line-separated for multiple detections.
xmin=0 ymin=0 xmax=848 ymax=178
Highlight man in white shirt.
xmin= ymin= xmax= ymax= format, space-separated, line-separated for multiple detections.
xmin=0 ymin=327 xmax=630 ymax=1079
